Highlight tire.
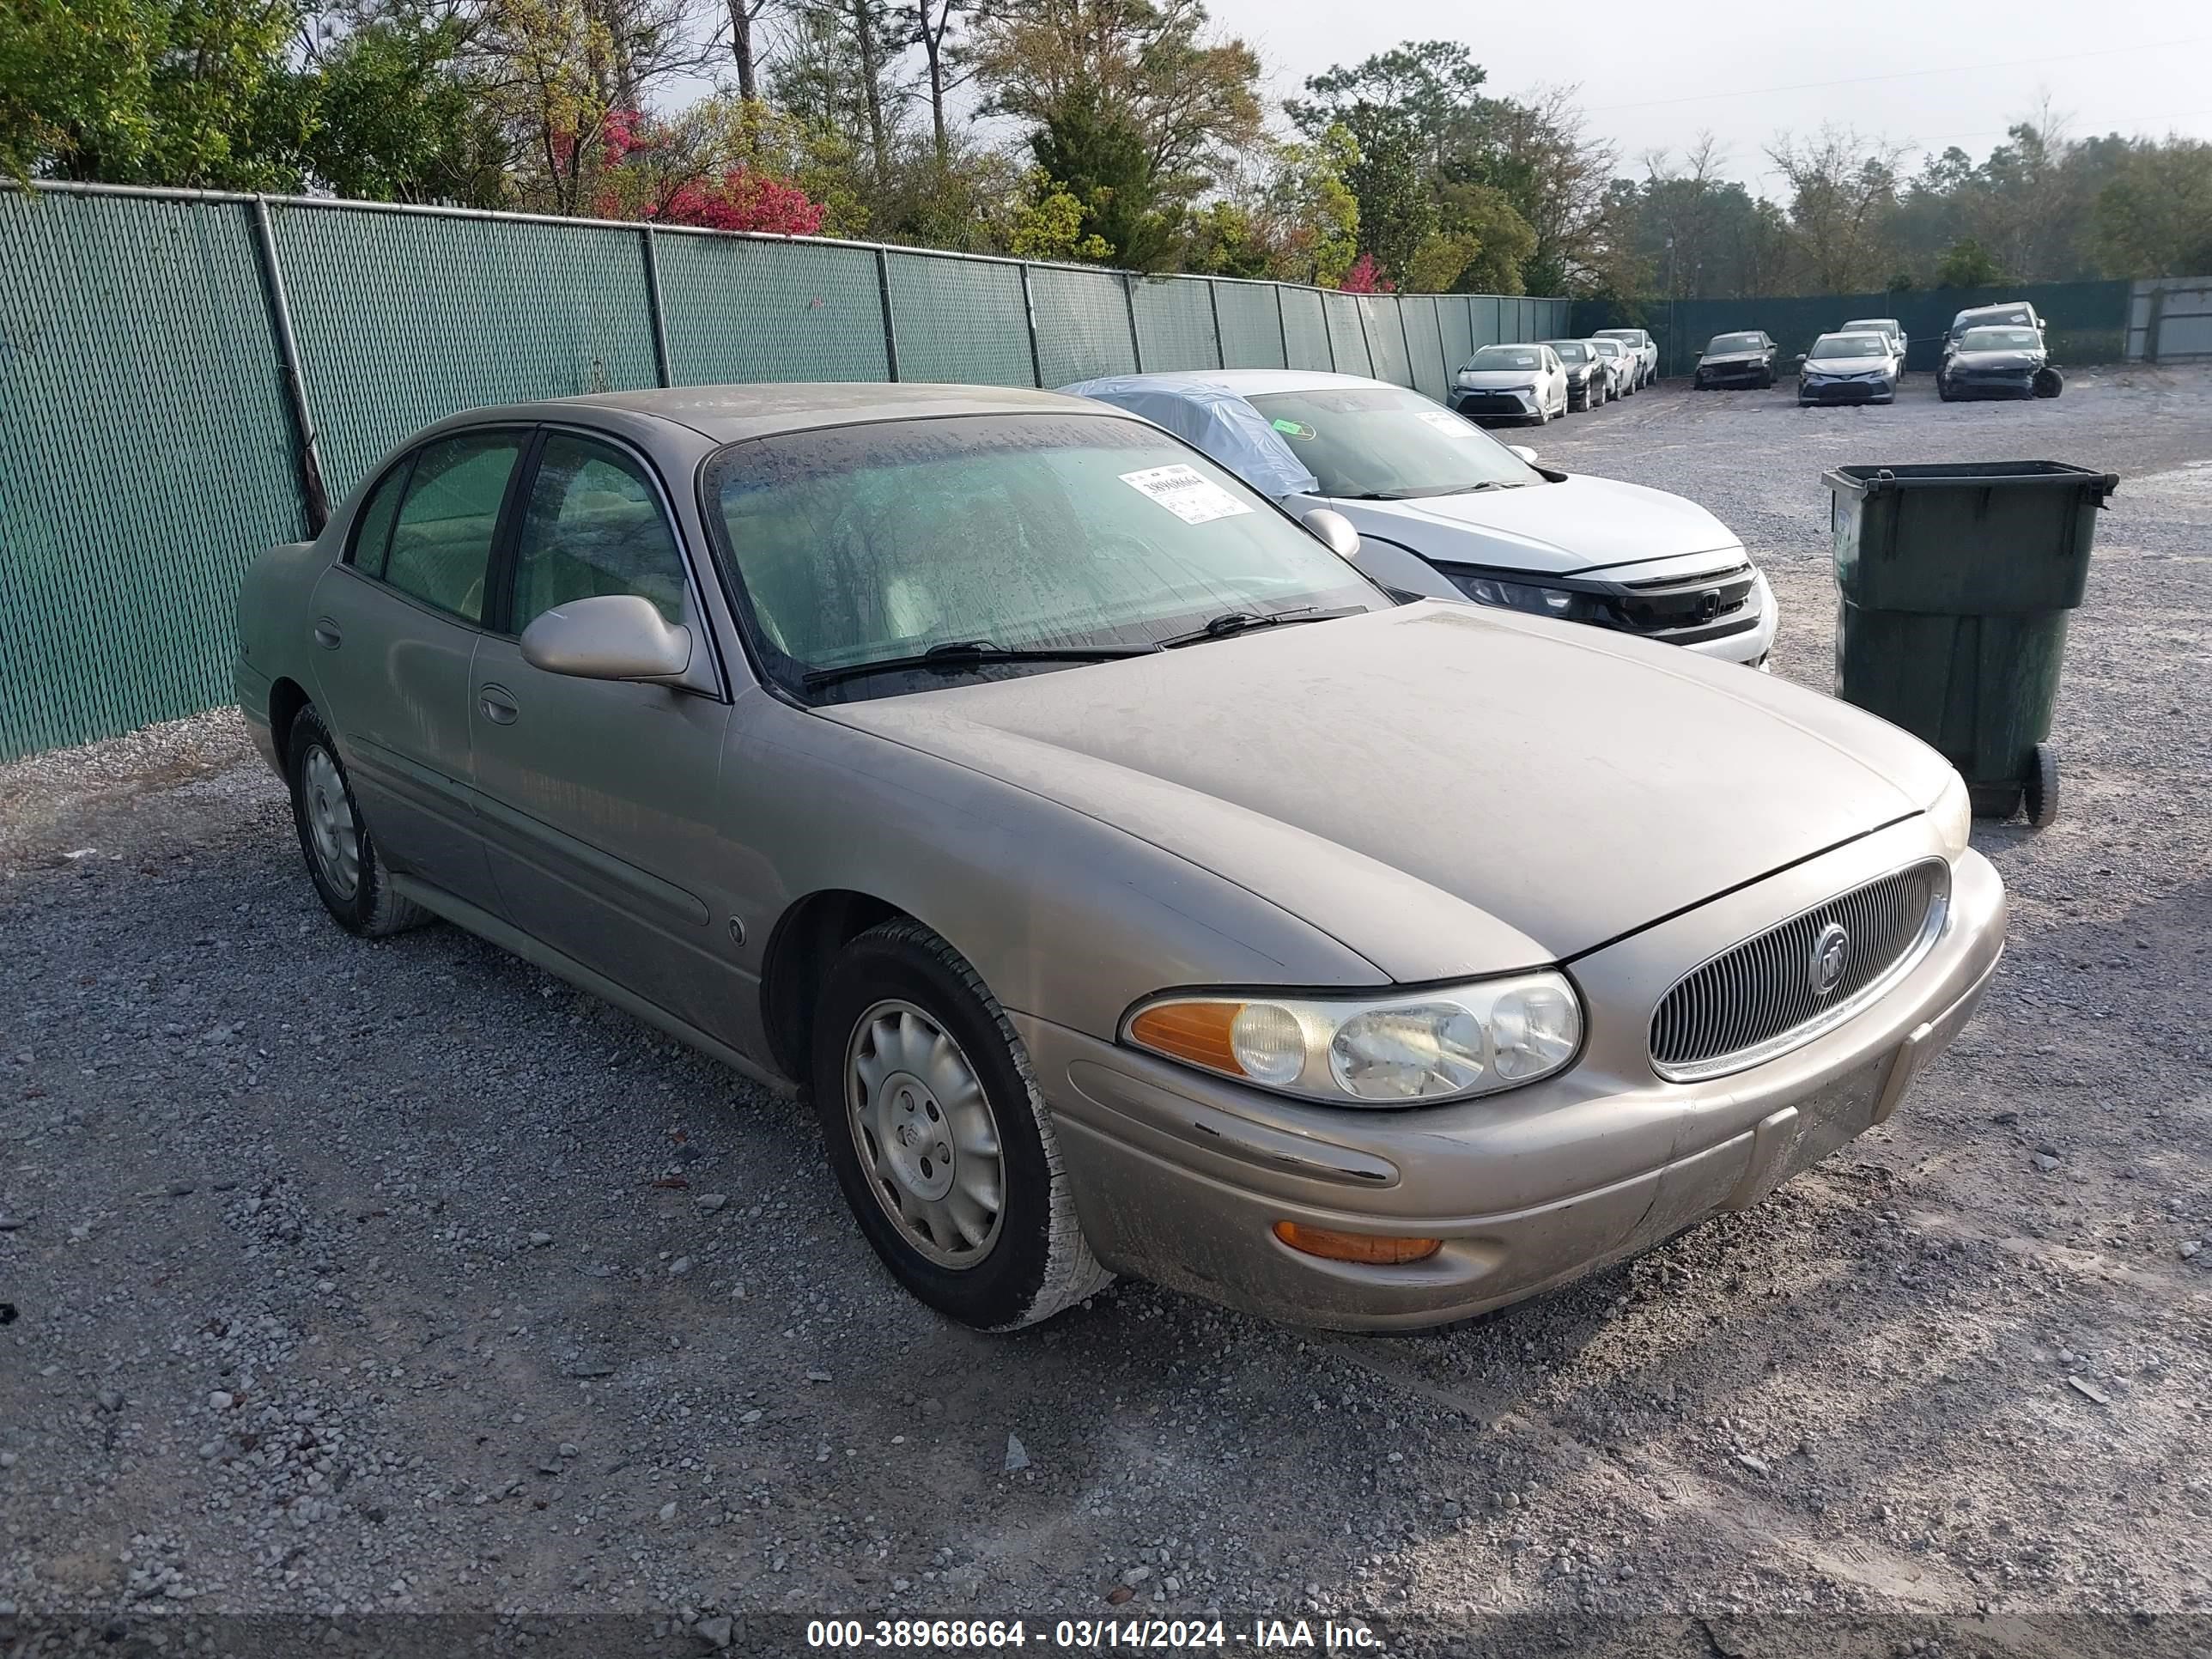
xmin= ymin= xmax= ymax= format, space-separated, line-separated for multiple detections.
xmin=1692 ymin=373 xmax=1705 ymax=391
xmin=1758 ymin=368 xmax=1775 ymax=389
xmin=1937 ymin=377 xmax=1955 ymax=402
xmin=286 ymin=703 xmax=431 ymax=938
xmin=2034 ymin=366 xmax=2063 ymax=398
xmin=811 ymin=919 xmax=1111 ymax=1331
xmin=2024 ymin=744 xmax=2059 ymax=828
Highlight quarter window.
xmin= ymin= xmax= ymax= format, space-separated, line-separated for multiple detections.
xmin=382 ymin=433 xmax=522 ymax=623
xmin=347 ymin=459 xmax=410 ymax=577
xmin=510 ymin=434 xmax=689 ymax=631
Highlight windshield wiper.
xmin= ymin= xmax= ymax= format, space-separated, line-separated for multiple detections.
xmin=802 ymin=639 xmax=1158 ymax=689
xmin=1158 ymin=606 xmax=1365 ymax=649
xmin=1340 ymin=483 xmax=1502 ymax=500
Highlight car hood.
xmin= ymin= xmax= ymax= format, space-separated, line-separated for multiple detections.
xmin=1805 ymin=356 xmax=1893 ymax=374
xmin=820 ymin=605 xmax=1947 ymax=981
xmin=1455 ymin=370 xmax=1543 ymax=388
xmin=1314 ymin=472 xmax=1742 ymax=575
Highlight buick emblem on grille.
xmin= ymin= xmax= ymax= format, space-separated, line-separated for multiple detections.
xmin=1809 ymin=922 xmax=1851 ymax=996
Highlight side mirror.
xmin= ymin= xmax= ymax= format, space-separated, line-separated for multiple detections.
xmin=1507 ymin=445 xmax=1540 ymax=465
xmin=1300 ymin=507 xmax=1363 ymax=560
xmin=1793 ymin=354 xmax=1808 ymax=368
xmin=520 ymin=593 xmax=693 ymax=683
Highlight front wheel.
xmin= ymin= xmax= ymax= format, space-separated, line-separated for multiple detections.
xmin=811 ymin=920 xmax=1111 ymax=1330
xmin=1937 ymin=377 xmax=1955 ymax=402
xmin=1692 ymin=373 xmax=1706 ymax=391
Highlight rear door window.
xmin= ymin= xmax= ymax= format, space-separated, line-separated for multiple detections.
xmin=382 ymin=433 xmax=523 ymax=623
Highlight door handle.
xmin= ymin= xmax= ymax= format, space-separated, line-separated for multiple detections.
xmin=313 ymin=619 xmax=343 ymax=650
xmin=478 ymin=686 xmax=520 ymax=726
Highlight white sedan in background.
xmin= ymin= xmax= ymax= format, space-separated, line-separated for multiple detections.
xmin=1446 ymin=343 xmax=1570 ymax=425
xmin=1062 ymin=369 xmax=1778 ymax=668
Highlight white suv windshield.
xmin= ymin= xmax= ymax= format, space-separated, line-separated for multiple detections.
xmin=1245 ymin=386 xmax=1541 ymax=501
xmin=706 ymin=415 xmax=1382 ymax=701
xmin=1813 ymin=336 xmax=1890 ymax=358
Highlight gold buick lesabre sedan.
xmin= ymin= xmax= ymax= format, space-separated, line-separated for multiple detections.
xmin=234 ymin=384 xmax=2006 ymax=1331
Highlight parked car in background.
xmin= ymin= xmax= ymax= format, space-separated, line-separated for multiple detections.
xmin=1589 ymin=337 xmax=1638 ymax=398
xmin=1593 ymin=327 xmax=1658 ymax=388
xmin=1693 ymin=331 xmax=1778 ymax=389
xmin=1942 ymin=301 xmax=2043 ymax=365
xmin=1937 ymin=325 xmax=2055 ymax=400
xmin=1798 ymin=331 xmax=1901 ymax=405
xmin=1447 ymin=343 xmax=1570 ymax=424
xmin=1540 ymin=338 xmax=1608 ymax=410
xmin=1841 ymin=317 xmax=1907 ymax=368
xmin=237 ymin=381 xmax=2004 ymax=1334
xmin=1062 ymin=370 xmax=1778 ymax=668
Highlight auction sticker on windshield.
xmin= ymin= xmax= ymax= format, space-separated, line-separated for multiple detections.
xmin=1417 ymin=410 xmax=1483 ymax=438
xmin=1120 ymin=465 xmax=1255 ymax=525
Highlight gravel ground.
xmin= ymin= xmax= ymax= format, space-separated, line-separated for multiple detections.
xmin=3 ymin=365 xmax=2209 ymax=1658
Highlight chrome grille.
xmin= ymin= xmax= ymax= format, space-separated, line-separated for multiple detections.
xmin=1650 ymin=860 xmax=1949 ymax=1081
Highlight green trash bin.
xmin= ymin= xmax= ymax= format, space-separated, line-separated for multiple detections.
xmin=1824 ymin=460 xmax=2118 ymax=826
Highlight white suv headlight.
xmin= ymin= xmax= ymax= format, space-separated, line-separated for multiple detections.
xmin=1929 ymin=768 xmax=1972 ymax=855
xmin=1123 ymin=973 xmax=1583 ymax=1105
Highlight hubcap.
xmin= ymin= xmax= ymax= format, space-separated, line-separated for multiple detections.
xmin=846 ymin=1000 xmax=1004 ymax=1269
xmin=301 ymin=744 xmax=360 ymax=900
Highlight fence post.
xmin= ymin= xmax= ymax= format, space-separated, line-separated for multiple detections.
xmin=1274 ymin=284 xmax=1291 ymax=368
xmin=875 ymin=246 xmax=900 ymax=380
xmin=1395 ymin=297 xmax=1415 ymax=387
xmin=641 ymin=226 xmax=673 ymax=388
xmin=1018 ymin=264 xmax=1044 ymax=387
xmin=1353 ymin=297 xmax=1372 ymax=375
xmin=1122 ymin=272 xmax=1145 ymax=371
xmin=1206 ymin=278 xmax=1224 ymax=368
xmin=1324 ymin=292 xmax=1338 ymax=372
xmin=250 ymin=196 xmax=329 ymax=538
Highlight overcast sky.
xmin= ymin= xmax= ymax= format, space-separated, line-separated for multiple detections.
xmin=1205 ymin=0 xmax=2212 ymax=194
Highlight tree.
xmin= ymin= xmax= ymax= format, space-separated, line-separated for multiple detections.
xmin=1028 ymin=82 xmax=1171 ymax=267
xmin=970 ymin=0 xmax=1262 ymax=202
xmin=1432 ymin=180 xmax=1533 ymax=292
xmin=295 ymin=9 xmax=510 ymax=205
xmin=772 ymin=0 xmax=910 ymax=190
xmin=1179 ymin=125 xmax=1358 ymax=283
xmin=1765 ymin=125 xmax=1906 ymax=291
xmin=2093 ymin=138 xmax=2212 ymax=278
xmin=1934 ymin=236 xmax=2004 ymax=289
xmin=1010 ymin=172 xmax=1108 ymax=258
xmin=1481 ymin=86 xmax=1612 ymax=295
xmin=1340 ymin=123 xmax=1431 ymax=284
xmin=2 ymin=0 xmax=306 ymax=186
xmin=1337 ymin=251 xmax=1390 ymax=293
xmin=1285 ymin=40 xmax=1491 ymax=179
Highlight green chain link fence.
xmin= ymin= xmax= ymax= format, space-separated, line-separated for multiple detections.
xmin=0 ymin=182 xmax=1571 ymax=759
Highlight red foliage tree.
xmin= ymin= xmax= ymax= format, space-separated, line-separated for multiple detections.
xmin=1337 ymin=252 xmax=1395 ymax=294
xmin=590 ymin=110 xmax=826 ymax=236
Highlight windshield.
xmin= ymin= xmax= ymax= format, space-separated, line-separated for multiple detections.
xmin=1546 ymin=341 xmax=1590 ymax=362
xmin=1706 ymin=333 xmax=1765 ymax=354
xmin=1960 ymin=327 xmax=2042 ymax=351
xmin=1590 ymin=339 xmax=1621 ymax=358
xmin=1954 ymin=309 xmax=2031 ymax=336
xmin=1244 ymin=386 xmax=1541 ymax=501
xmin=1595 ymin=330 xmax=1642 ymax=344
xmin=1812 ymin=335 xmax=1890 ymax=358
xmin=703 ymin=415 xmax=1381 ymax=702
xmin=1466 ymin=346 xmax=1541 ymax=372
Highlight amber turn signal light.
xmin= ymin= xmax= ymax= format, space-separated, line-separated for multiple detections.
xmin=1126 ymin=1000 xmax=1246 ymax=1075
xmin=1272 ymin=1222 xmax=1442 ymax=1265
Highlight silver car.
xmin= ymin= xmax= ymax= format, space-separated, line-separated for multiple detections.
xmin=235 ymin=385 xmax=2006 ymax=1333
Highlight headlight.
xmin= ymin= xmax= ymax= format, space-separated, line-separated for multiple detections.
xmin=1123 ymin=973 xmax=1583 ymax=1105
xmin=1455 ymin=573 xmax=1574 ymax=615
xmin=1455 ymin=373 xmax=1479 ymax=387
xmin=1929 ymin=768 xmax=1972 ymax=855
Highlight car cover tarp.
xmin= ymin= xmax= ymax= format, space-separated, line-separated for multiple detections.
xmin=1059 ymin=377 xmax=1321 ymax=501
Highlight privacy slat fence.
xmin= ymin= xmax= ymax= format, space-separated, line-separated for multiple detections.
xmin=0 ymin=181 xmax=1569 ymax=760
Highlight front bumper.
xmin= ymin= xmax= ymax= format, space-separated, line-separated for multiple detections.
xmin=1945 ymin=373 xmax=2037 ymax=399
xmin=1452 ymin=388 xmax=1543 ymax=422
xmin=1698 ymin=362 xmax=1769 ymax=386
xmin=1800 ymin=378 xmax=1894 ymax=404
xmin=1018 ymin=820 xmax=2003 ymax=1330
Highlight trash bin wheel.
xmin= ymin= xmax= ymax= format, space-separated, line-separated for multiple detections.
xmin=2024 ymin=744 xmax=2059 ymax=829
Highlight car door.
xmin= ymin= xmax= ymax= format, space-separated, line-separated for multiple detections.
xmin=307 ymin=428 xmax=525 ymax=911
xmin=466 ymin=426 xmax=750 ymax=1045
xmin=1541 ymin=348 xmax=1565 ymax=413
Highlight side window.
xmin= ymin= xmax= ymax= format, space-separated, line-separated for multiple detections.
xmin=509 ymin=433 xmax=690 ymax=632
xmin=383 ymin=432 xmax=521 ymax=623
xmin=346 ymin=459 xmax=410 ymax=577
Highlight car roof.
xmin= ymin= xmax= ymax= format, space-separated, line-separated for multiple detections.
xmin=1065 ymin=368 xmax=1407 ymax=398
xmin=1951 ymin=302 xmax=2037 ymax=324
xmin=1841 ymin=318 xmax=1897 ymax=326
xmin=1817 ymin=330 xmax=1889 ymax=341
xmin=422 ymin=382 xmax=1124 ymax=445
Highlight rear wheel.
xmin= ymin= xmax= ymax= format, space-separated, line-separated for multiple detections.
xmin=285 ymin=704 xmax=430 ymax=938
xmin=811 ymin=920 xmax=1110 ymax=1330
